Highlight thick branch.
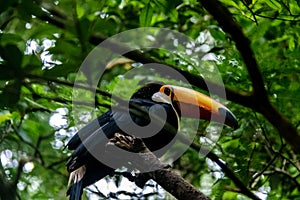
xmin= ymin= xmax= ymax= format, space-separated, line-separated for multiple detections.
xmin=197 ymin=0 xmax=300 ymax=153
xmin=149 ymin=168 xmax=209 ymax=200
xmin=197 ymin=0 xmax=267 ymax=100
xmin=106 ymin=133 xmax=210 ymax=200
xmin=89 ymin=33 xmax=255 ymax=110
xmin=258 ymin=101 xmax=300 ymax=153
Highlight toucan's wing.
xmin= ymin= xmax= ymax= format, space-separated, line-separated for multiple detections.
xmin=66 ymin=111 xmax=113 ymax=150
xmin=66 ymin=109 xmax=133 ymax=200
xmin=67 ymin=99 xmax=167 ymax=160
xmin=66 ymin=109 xmax=135 ymax=172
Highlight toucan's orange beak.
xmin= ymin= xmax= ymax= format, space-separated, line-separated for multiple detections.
xmin=159 ymin=85 xmax=238 ymax=129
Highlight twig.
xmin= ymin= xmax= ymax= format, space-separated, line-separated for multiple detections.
xmin=189 ymin=143 xmax=261 ymax=200
xmin=46 ymin=157 xmax=69 ymax=169
xmin=24 ymin=82 xmax=111 ymax=109
xmin=10 ymin=122 xmax=45 ymax=165
xmin=249 ymin=145 xmax=284 ymax=188
xmin=13 ymin=158 xmax=26 ymax=188
xmin=241 ymin=0 xmax=258 ymax=25
xmin=255 ymin=14 xmax=300 ymax=22
xmin=262 ymin=168 xmax=300 ymax=191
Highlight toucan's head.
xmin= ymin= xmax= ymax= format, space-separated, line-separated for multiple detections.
xmin=131 ymin=83 xmax=238 ymax=129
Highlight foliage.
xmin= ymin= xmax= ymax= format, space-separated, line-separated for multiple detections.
xmin=0 ymin=0 xmax=299 ymax=199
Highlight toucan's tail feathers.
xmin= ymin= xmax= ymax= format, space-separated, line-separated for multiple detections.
xmin=67 ymin=166 xmax=86 ymax=200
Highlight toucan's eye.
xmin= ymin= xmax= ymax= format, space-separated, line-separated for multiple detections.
xmin=164 ymin=87 xmax=171 ymax=96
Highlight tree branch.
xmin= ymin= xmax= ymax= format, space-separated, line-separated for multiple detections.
xmin=189 ymin=142 xmax=261 ymax=200
xmin=249 ymin=145 xmax=284 ymax=187
xmin=106 ymin=133 xmax=211 ymax=200
xmin=198 ymin=1 xmax=267 ymax=101
xmin=89 ymin=32 xmax=256 ymax=110
xmin=197 ymin=0 xmax=300 ymax=153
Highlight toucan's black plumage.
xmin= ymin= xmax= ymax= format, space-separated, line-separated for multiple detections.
xmin=66 ymin=83 xmax=238 ymax=200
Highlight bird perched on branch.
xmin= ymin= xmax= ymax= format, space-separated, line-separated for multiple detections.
xmin=66 ymin=82 xmax=238 ymax=200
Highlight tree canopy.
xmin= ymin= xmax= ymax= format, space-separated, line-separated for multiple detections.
xmin=0 ymin=0 xmax=300 ymax=199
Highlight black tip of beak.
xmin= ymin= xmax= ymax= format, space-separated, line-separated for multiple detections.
xmin=218 ymin=108 xmax=238 ymax=130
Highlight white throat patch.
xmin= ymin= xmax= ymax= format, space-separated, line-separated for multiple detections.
xmin=151 ymin=92 xmax=180 ymax=130
xmin=152 ymin=92 xmax=172 ymax=105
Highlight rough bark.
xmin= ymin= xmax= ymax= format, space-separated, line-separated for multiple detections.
xmin=106 ymin=133 xmax=210 ymax=200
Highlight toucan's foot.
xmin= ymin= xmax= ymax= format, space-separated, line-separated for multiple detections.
xmin=110 ymin=133 xmax=134 ymax=150
xmin=109 ymin=133 xmax=147 ymax=153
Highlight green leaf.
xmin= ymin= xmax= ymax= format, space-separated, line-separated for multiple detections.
xmin=0 ymin=112 xmax=12 ymax=124
xmin=0 ymin=81 xmax=21 ymax=108
xmin=152 ymin=0 xmax=179 ymax=21
xmin=76 ymin=4 xmax=85 ymax=19
xmin=139 ymin=2 xmax=153 ymax=27
xmin=209 ymin=28 xmax=226 ymax=41
xmin=0 ymin=44 xmax=23 ymax=70
xmin=0 ymin=0 xmax=18 ymax=14
xmin=92 ymin=18 xmax=118 ymax=36
xmin=0 ymin=33 xmax=24 ymax=46
xmin=0 ymin=9 xmax=14 ymax=30
xmin=288 ymin=36 xmax=295 ymax=51
xmin=262 ymin=0 xmax=282 ymax=10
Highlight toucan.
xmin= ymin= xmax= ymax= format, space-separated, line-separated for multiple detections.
xmin=66 ymin=82 xmax=238 ymax=200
